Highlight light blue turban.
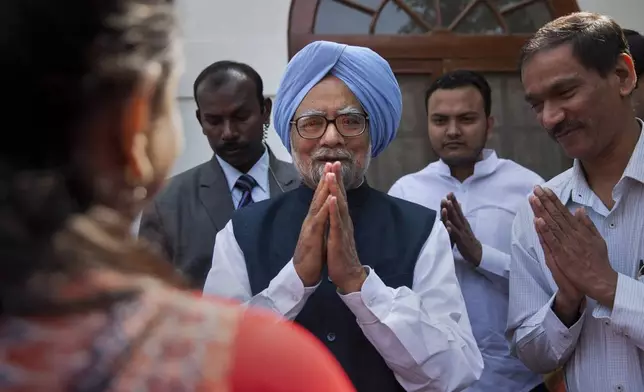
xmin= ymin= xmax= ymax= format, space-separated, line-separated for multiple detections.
xmin=273 ymin=40 xmax=402 ymax=158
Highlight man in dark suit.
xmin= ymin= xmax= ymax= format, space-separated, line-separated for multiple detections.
xmin=139 ymin=61 xmax=300 ymax=288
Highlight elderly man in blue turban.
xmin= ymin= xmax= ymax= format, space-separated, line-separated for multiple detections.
xmin=204 ymin=41 xmax=483 ymax=391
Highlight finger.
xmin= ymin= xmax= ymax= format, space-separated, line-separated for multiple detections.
xmin=309 ymin=166 xmax=331 ymax=214
xmin=444 ymin=220 xmax=453 ymax=235
xmin=537 ymin=229 xmax=563 ymax=280
xmin=441 ymin=207 xmax=449 ymax=224
xmin=440 ymin=200 xmax=449 ymax=217
xmin=327 ymin=171 xmax=350 ymax=220
xmin=313 ymin=194 xmax=332 ymax=224
xmin=332 ymin=161 xmax=347 ymax=197
xmin=534 ymin=217 xmax=554 ymax=254
xmin=529 ymin=195 xmax=552 ymax=226
xmin=535 ymin=218 xmax=559 ymax=271
xmin=445 ymin=220 xmax=463 ymax=240
xmin=529 ymin=193 xmax=566 ymax=242
xmin=543 ymin=187 xmax=578 ymax=229
xmin=534 ymin=186 xmax=573 ymax=233
xmin=327 ymin=196 xmax=341 ymax=246
xmin=574 ymin=208 xmax=601 ymax=237
xmin=443 ymin=220 xmax=456 ymax=247
xmin=535 ymin=221 xmax=573 ymax=288
xmin=528 ymin=194 xmax=544 ymax=216
xmin=329 ymin=195 xmax=341 ymax=230
xmin=324 ymin=162 xmax=333 ymax=175
xmin=446 ymin=200 xmax=465 ymax=228
xmin=451 ymin=198 xmax=468 ymax=227
xmin=447 ymin=193 xmax=466 ymax=219
xmin=534 ymin=216 xmax=564 ymax=258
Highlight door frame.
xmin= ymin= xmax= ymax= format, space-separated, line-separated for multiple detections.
xmin=288 ymin=0 xmax=580 ymax=73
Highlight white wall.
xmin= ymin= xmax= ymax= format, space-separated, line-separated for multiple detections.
xmin=172 ymin=0 xmax=644 ymax=176
xmin=577 ymin=0 xmax=644 ymax=31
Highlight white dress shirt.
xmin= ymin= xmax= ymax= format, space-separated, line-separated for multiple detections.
xmin=507 ymin=121 xmax=644 ymax=392
xmin=204 ymin=215 xmax=484 ymax=391
xmin=216 ymin=147 xmax=270 ymax=208
xmin=389 ymin=149 xmax=544 ymax=392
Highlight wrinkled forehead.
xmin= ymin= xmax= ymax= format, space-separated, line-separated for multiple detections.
xmin=293 ymin=75 xmax=365 ymax=118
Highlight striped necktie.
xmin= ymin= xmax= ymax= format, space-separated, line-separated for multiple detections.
xmin=235 ymin=174 xmax=258 ymax=209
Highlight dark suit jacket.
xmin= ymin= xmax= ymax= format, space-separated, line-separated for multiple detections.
xmin=139 ymin=149 xmax=300 ymax=288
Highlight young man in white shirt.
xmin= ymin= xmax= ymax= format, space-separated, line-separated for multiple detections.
xmin=389 ymin=70 xmax=545 ymax=392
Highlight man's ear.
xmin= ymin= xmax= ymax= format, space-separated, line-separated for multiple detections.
xmin=121 ymin=64 xmax=162 ymax=186
xmin=486 ymin=115 xmax=495 ymax=141
xmin=615 ymin=53 xmax=637 ymax=97
xmin=262 ymin=97 xmax=273 ymax=125
xmin=195 ymin=108 xmax=202 ymax=126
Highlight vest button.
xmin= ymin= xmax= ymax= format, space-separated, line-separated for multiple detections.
xmin=326 ymin=332 xmax=336 ymax=342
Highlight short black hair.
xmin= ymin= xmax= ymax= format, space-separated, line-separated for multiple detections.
xmin=520 ymin=12 xmax=629 ymax=78
xmin=425 ymin=70 xmax=492 ymax=117
xmin=624 ymin=29 xmax=644 ymax=79
xmin=193 ymin=61 xmax=265 ymax=109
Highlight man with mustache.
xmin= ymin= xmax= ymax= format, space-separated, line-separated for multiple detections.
xmin=389 ymin=70 xmax=545 ymax=391
xmin=139 ymin=61 xmax=299 ymax=288
xmin=506 ymin=12 xmax=644 ymax=392
xmin=203 ymin=41 xmax=483 ymax=391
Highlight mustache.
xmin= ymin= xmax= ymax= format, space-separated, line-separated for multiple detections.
xmin=311 ymin=148 xmax=353 ymax=161
xmin=548 ymin=120 xmax=584 ymax=138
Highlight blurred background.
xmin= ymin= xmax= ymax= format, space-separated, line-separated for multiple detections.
xmin=173 ymin=0 xmax=644 ymax=191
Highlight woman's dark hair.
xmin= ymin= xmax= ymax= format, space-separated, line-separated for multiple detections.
xmin=0 ymin=0 xmax=186 ymax=316
xmin=520 ymin=12 xmax=630 ymax=78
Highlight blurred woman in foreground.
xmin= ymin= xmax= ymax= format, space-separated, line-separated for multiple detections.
xmin=0 ymin=1 xmax=354 ymax=391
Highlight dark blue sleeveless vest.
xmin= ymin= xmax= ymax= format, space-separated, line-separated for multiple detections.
xmin=232 ymin=183 xmax=436 ymax=392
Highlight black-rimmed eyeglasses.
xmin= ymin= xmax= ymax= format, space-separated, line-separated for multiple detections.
xmin=290 ymin=113 xmax=369 ymax=139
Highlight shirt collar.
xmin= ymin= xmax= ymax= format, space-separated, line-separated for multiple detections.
xmin=434 ymin=148 xmax=500 ymax=179
xmin=566 ymin=159 xmax=591 ymax=206
xmin=622 ymin=119 xmax=644 ymax=184
xmin=216 ymin=147 xmax=270 ymax=193
xmin=566 ymin=119 xmax=644 ymax=205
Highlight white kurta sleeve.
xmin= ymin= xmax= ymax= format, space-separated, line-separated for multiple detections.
xmin=203 ymin=220 xmax=318 ymax=320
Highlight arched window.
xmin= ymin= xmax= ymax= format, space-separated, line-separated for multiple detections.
xmin=290 ymin=0 xmax=579 ymax=72
xmin=288 ymin=0 xmax=580 ymax=190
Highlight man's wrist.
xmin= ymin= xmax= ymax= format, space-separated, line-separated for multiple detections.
xmin=293 ymin=263 xmax=320 ymax=287
xmin=589 ymin=269 xmax=618 ymax=308
xmin=553 ymin=292 xmax=584 ymax=327
xmin=338 ymin=266 xmax=368 ymax=294
xmin=462 ymin=240 xmax=483 ymax=267
xmin=472 ymin=240 xmax=483 ymax=266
